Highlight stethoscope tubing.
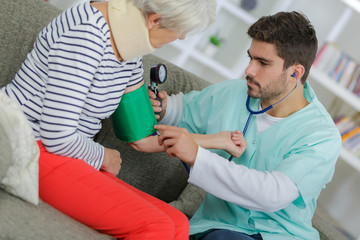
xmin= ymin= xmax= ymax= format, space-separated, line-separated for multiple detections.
xmin=228 ymin=96 xmax=274 ymax=161
xmin=183 ymin=79 xmax=299 ymax=171
xmin=228 ymin=79 xmax=299 ymax=161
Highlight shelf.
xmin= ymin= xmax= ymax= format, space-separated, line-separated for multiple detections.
xmin=189 ymin=50 xmax=236 ymax=80
xmin=195 ymin=8 xmax=251 ymax=70
xmin=342 ymin=0 xmax=360 ymax=14
xmin=309 ymin=67 xmax=360 ymax=112
xmin=221 ymin=1 xmax=257 ymax=24
xmin=153 ymin=45 xmax=182 ymax=63
xmin=182 ymin=57 xmax=229 ymax=84
xmin=224 ymin=0 xmax=293 ymax=20
xmin=309 ymin=67 xmax=360 ymax=172
xmin=154 ymin=0 xmax=294 ymax=85
xmin=340 ymin=148 xmax=360 ymax=172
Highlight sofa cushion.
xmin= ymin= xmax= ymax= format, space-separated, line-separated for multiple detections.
xmin=0 ymin=0 xmax=62 ymax=87
xmin=0 ymin=92 xmax=39 ymax=205
xmin=0 ymin=189 xmax=114 ymax=240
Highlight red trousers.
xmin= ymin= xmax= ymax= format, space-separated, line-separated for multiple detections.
xmin=38 ymin=141 xmax=189 ymax=239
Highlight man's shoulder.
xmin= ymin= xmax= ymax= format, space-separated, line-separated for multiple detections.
xmin=207 ymin=79 xmax=247 ymax=94
xmin=292 ymin=102 xmax=342 ymax=150
xmin=213 ymin=78 xmax=246 ymax=87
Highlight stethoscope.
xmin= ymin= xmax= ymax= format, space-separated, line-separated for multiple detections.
xmin=228 ymin=73 xmax=299 ymax=161
xmin=152 ymin=67 xmax=299 ymax=172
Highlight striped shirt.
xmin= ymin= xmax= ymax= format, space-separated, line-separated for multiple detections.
xmin=2 ymin=2 xmax=144 ymax=170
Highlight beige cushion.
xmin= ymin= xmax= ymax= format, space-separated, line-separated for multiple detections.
xmin=0 ymin=91 xmax=39 ymax=205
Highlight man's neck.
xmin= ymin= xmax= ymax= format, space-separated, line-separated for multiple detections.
xmin=262 ymin=85 xmax=309 ymax=118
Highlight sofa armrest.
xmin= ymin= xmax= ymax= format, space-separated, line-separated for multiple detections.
xmin=312 ymin=214 xmax=347 ymax=240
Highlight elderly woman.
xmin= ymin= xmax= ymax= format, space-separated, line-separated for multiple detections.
xmin=1 ymin=0 xmax=216 ymax=239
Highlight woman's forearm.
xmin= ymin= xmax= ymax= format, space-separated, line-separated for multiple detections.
xmin=191 ymin=131 xmax=246 ymax=159
xmin=129 ymin=130 xmax=244 ymax=159
xmin=129 ymin=132 xmax=224 ymax=153
xmin=128 ymin=134 xmax=165 ymax=153
xmin=190 ymin=133 xmax=226 ymax=150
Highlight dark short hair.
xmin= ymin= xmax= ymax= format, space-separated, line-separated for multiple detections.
xmin=247 ymin=11 xmax=318 ymax=84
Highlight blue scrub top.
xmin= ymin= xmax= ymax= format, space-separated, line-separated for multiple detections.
xmin=178 ymin=79 xmax=342 ymax=240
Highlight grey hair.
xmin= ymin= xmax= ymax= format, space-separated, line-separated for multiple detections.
xmin=133 ymin=0 xmax=216 ymax=34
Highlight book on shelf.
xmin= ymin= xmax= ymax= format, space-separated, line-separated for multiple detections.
xmin=343 ymin=132 xmax=360 ymax=158
xmin=338 ymin=59 xmax=357 ymax=87
xmin=354 ymin=73 xmax=360 ymax=96
xmin=335 ymin=114 xmax=360 ymax=159
xmin=342 ymin=126 xmax=360 ymax=141
xmin=330 ymin=53 xmax=348 ymax=82
xmin=314 ymin=42 xmax=339 ymax=72
xmin=313 ymin=42 xmax=360 ymax=97
xmin=335 ymin=116 xmax=356 ymax=137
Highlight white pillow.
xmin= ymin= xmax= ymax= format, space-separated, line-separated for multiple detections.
xmin=0 ymin=91 xmax=39 ymax=205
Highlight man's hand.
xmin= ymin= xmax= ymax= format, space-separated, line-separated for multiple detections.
xmin=101 ymin=148 xmax=122 ymax=176
xmin=155 ymin=125 xmax=198 ymax=165
xmin=148 ymin=89 xmax=167 ymax=121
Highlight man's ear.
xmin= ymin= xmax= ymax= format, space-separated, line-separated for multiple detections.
xmin=292 ymin=64 xmax=305 ymax=80
xmin=147 ymin=13 xmax=161 ymax=29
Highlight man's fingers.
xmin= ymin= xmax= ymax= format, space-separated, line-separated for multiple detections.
xmin=158 ymin=129 xmax=179 ymax=143
xmin=153 ymin=106 xmax=162 ymax=113
xmin=155 ymin=124 xmax=187 ymax=132
xmin=147 ymin=89 xmax=156 ymax=98
xmin=163 ymin=137 xmax=178 ymax=147
xmin=161 ymin=138 xmax=178 ymax=158
xmin=158 ymin=91 xmax=167 ymax=99
xmin=150 ymin=98 xmax=161 ymax=106
xmin=165 ymin=148 xmax=177 ymax=158
xmin=155 ymin=124 xmax=175 ymax=130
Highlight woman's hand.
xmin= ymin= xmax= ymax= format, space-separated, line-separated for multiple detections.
xmin=219 ymin=130 xmax=247 ymax=158
xmin=101 ymin=148 xmax=122 ymax=176
xmin=148 ymin=89 xmax=167 ymax=121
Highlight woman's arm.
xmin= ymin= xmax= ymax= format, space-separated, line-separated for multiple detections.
xmin=128 ymin=134 xmax=165 ymax=152
xmin=128 ymin=127 xmax=246 ymax=158
xmin=190 ymin=130 xmax=246 ymax=158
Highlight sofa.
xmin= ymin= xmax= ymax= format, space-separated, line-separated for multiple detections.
xmin=0 ymin=0 xmax=348 ymax=239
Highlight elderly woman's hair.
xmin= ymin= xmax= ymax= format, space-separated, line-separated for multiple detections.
xmin=133 ymin=0 xmax=216 ymax=34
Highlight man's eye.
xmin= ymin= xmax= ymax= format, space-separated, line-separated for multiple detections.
xmin=260 ymin=61 xmax=268 ymax=66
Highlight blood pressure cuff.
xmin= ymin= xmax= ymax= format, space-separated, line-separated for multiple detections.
xmin=112 ymin=84 xmax=157 ymax=142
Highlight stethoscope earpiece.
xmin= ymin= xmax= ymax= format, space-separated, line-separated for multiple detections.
xmin=291 ymin=72 xmax=296 ymax=78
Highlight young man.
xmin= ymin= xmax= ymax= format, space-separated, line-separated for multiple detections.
xmin=2 ymin=0 xmax=216 ymax=239
xmin=151 ymin=11 xmax=342 ymax=240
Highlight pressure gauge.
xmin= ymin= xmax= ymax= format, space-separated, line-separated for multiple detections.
xmin=149 ymin=63 xmax=167 ymax=115
xmin=150 ymin=63 xmax=167 ymax=84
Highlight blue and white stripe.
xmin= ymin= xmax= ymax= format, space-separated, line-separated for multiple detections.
xmin=2 ymin=2 xmax=144 ymax=169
